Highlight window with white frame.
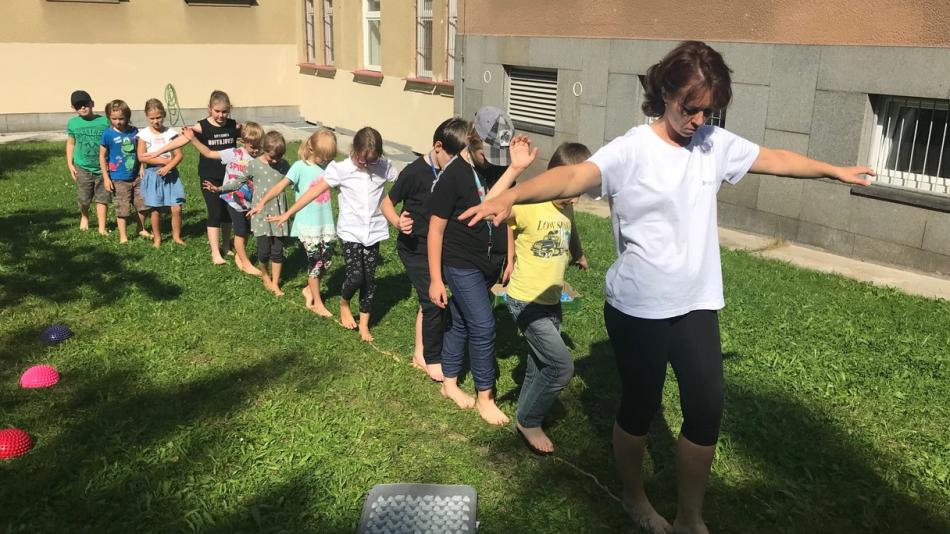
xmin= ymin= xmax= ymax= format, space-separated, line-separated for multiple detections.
xmin=446 ymin=0 xmax=457 ymax=81
xmin=506 ymin=66 xmax=558 ymax=136
xmin=304 ymin=0 xmax=316 ymax=63
xmin=868 ymin=96 xmax=950 ymax=195
xmin=363 ymin=0 xmax=381 ymax=71
xmin=416 ymin=0 xmax=433 ymax=78
xmin=323 ymin=0 xmax=334 ymax=65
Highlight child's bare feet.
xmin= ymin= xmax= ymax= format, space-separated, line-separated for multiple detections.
xmin=235 ymin=256 xmax=263 ymax=276
xmin=622 ymin=496 xmax=673 ymax=534
xmin=339 ymin=302 xmax=357 ymax=329
xmin=152 ymin=239 xmax=161 ymax=249
xmin=358 ymin=312 xmax=373 ymax=342
xmin=440 ymin=379 xmax=475 ymax=409
xmin=119 ymin=236 xmax=129 ymax=244
xmin=475 ymin=394 xmax=510 ymax=426
xmin=272 ymin=282 xmax=284 ymax=297
xmin=310 ymin=304 xmax=333 ymax=317
xmin=79 ymin=216 xmax=90 ymax=231
xmin=98 ymin=228 xmax=109 ymax=236
xmin=515 ymin=421 xmax=554 ymax=454
xmin=173 ymin=238 xmax=186 ymax=246
xmin=138 ymin=230 xmax=152 ymax=238
xmin=302 ymin=287 xmax=314 ymax=308
xmin=262 ymin=275 xmax=277 ymax=293
xmin=426 ymin=363 xmax=445 ymax=382
xmin=412 ymin=351 xmax=427 ymax=371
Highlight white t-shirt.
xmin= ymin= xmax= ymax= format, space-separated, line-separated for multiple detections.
xmin=136 ymin=127 xmax=180 ymax=161
xmin=323 ymin=157 xmax=398 ymax=246
xmin=589 ymin=124 xmax=759 ymax=319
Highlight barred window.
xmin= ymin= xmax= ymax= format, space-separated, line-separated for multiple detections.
xmin=868 ymin=96 xmax=949 ymax=195
xmin=416 ymin=0 xmax=433 ymax=78
xmin=323 ymin=0 xmax=334 ymax=65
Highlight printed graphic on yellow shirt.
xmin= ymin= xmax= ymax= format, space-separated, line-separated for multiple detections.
xmin=530 ymin=227 xmax=571 ymax=258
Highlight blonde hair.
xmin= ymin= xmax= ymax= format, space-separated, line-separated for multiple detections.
xmin=208 ymin=90 xmax=232 ymax=111
xmin=144 ymin=98 xmax=166 ymax=117
xmin=262 ymin=131 xmax=287 ymax=159
xmin=240 ymin=121 xmax=264 ymax=149
xmin=105 ymin=99 xmax=131 ymax=120
xmin=299 ymin=128 xmax=338 ymax=164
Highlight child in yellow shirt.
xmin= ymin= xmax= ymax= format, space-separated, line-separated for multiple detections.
xmin=505 ymin=142 xmax=590 ymax=454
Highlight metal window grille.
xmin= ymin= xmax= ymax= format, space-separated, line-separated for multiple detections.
xmin=705 ymin=109 xmax=726 ymax=128
xmin=416 ymin=0 xmax=433 ymax=78
xmin=506 ymin=67 xmax=558 ymax=136
xmin=364 ymin=0 xmax=381 ymax=70
xmin=868 ymin=96 xmax=950 ymax=195
xmin=304 ymin=0 xmax=316 ymax=63
xmin=323 ymin=0 xmax=334 ymax=65
xmin=446 ymin=0 xmax=457 ymax=81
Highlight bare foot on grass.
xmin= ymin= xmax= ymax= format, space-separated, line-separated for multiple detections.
xmin=152 ymin=240 xmax=161 ymax=249
xmin=515 ymin=422 xmax=554 ymax=454
xmin=440 ymin=380 xmax=475 ymax=409
xmin=359 ymin=325 xmax=374 ymax=342
xmin=302 ymin=287 xmax=314 ymax=308
xmin=138 ymin=230 xmax=152 ymax=239
xmin=262 ymin=275 xmax=277 ymax=293
xmin=236 ymin=257 xmax=262 ymax=276
xmin=622 ymin=497 xmax=673 ymax=534
xmin=272 ymin=282 xmax=284 ymax=297
xmin=475 ymin=396 xmax=509 ymax=426
xmin=412 ymin=351 xmax=426 ymax=371
xmin=426 ymin=363 xmax=445 ymax=382
xmin=212 ymin=256 xmax=228 ymax=265
xmin=119 ymin=237 xmax=129 ymax=244
xmin=339 ymin=303 xmax=357 ymax=330
xmin=98 ymin=228 xmax=109 ymax=236
xmin=173 ymin=238 xmax=186 ymax=246
xmin=310 ymin=304 xmax=333 ymax=317
xmin=79 ymin=216 xmax=89 ymax=231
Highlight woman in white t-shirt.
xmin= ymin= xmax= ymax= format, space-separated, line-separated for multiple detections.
xmin=460 ymin=41 xmax=873 ymax=534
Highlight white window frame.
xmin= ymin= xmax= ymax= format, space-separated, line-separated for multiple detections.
xmin=446 ymin=0 xmax=457 ymax=81
xmin=304 ymin=0 xmax=316 ymax=63
xmin=506 ymin=66 xmax=558 ymax=136
xmin=363 ymin=0 xmax=381 ymax=72
xmin=322 ymin=0 xmax=334 ymax=65
xmin=868 ymin=95 xmax=950 ymax=195
xmin=415 ymin=0 xmax=434 ymax=78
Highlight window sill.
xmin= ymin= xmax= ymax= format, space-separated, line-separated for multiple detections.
xmin=850 ymin=183 xmax=950 ymax=213
xmin=298 ymin=63 xmax=337 ymax=73
xmin=512 ymin=119 xmax=554 ymax=137
xmin=353 ymin=69 xmax=384 ymax=79
xmin=403 ymin=77 xmax=454 ymax=88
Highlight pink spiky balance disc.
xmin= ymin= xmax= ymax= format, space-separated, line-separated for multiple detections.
xmin=19 ymin=365 xmax=59 ymax=389
xmin=0 ymin=429 xmax=33 ymax=459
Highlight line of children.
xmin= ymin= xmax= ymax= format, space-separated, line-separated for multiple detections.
xmin=67 ymin=91 xmax=592 ymax=436
xmin=250 ymin=129 xmax=338 ymax=315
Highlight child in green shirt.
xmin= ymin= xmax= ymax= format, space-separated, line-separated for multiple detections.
xmin=66 ymin=90 xmax=111 ymax=234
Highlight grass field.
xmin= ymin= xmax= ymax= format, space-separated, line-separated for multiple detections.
xmin=1 ymin=140 xmax=948 ymax=533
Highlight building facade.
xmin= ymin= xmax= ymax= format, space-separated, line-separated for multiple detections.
xmin=454 ymin=0 xmax=950 ymax=276
xmin=0 ymin=0 xmax=455 ymax=153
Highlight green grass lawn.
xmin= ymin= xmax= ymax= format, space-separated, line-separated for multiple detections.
xmin=1 ymin=140 xmax=948 ymax=533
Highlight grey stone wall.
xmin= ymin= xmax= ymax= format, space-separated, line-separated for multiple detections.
xmin=456 ymin=35 xmax=950 ymax=276
xmin=0 ymin=106 xmax=301 ymax=134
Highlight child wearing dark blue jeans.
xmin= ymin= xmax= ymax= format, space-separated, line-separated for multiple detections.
xmin=427 ymin=110 xmax=536 ymax=425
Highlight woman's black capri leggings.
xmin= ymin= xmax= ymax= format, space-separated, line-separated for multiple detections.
xmin=604 ymin=302 xmax=724 ymax=447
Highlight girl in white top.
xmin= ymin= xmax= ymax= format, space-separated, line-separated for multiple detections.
xmin=272 ymin=127 xmax=397 ymax=342
xmin=460 ymin=41 xmax=873 ymax=534
xmin=136 ymin=99 xmax=185 ymax=248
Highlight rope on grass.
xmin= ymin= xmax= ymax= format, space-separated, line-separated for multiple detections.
xmin=283 ymin=283 xmax=621 ymax=504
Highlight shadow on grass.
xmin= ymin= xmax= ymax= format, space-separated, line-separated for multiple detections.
xmin=0 ymin=208 xmax=182 ymax=308
xmin=0 ymin=143 xmax=65 ymax=180
xmin=0 ymin=352 xmax=345 ymax=532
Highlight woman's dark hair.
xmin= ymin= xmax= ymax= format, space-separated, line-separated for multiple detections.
xmin=351 ymin=126 xmax=384 ymax=160
xmin=548 ymin=142 xmax=591 ymax=170
xmin=641 ymin=40 xmax=733 ymax=118
xmin=433 ymin=117 xmax=469 ymax=156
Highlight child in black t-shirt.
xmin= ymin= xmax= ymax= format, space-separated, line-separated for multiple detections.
xmin=426 ymin=108 xmax=536 ymax=426
xmin=381 ymin=118 xmax=470 ymax=382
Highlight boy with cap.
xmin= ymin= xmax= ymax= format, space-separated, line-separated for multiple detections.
xmin=66 ymin=90 xmax=111 ymax=233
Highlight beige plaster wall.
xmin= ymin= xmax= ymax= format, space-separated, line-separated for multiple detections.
xmin=0 ymin=0 xmax=296 ymax=44
xmin=458 ymin=0 xmax=950 ymax=47
xmin=1 ymin=43 xmax=298 ymax=115
xmin=297 ymin=72 xmax=454 ymax=153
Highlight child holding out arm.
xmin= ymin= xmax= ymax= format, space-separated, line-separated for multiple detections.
xmin=250 ymin=129 xmax=338 ymax=315
xmin=269 ymin=127 xmax=397 ymax=342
